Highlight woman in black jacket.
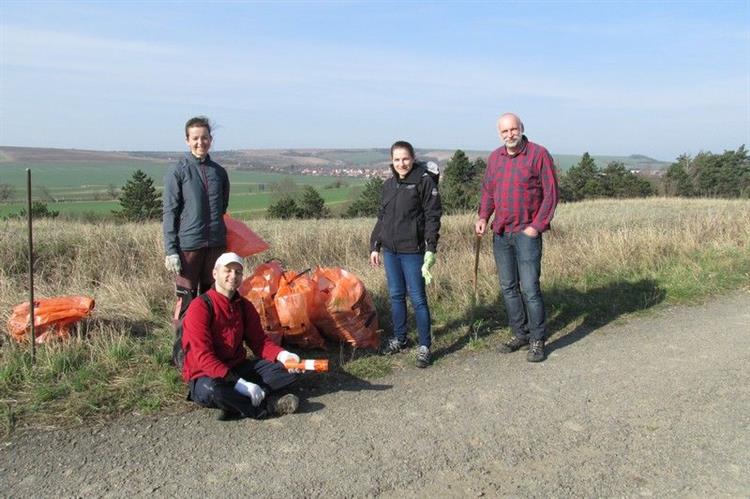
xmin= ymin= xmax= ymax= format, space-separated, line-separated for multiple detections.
xmin=369 ymin=141 xmax=442 ymax=368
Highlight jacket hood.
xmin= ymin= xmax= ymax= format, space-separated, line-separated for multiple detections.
xmin=389 ymin=161 xmax=427 ymax=183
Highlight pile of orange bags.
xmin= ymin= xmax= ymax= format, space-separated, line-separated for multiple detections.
xmin=311 ymin=267 xmax=380 ymax=350
xmin=7 ymin=296 xmax=95 ymax=344
xmin=238 ymin=261 xmax=289 ymax=347
xmin=239 ymin=262 xmax=379 ymax=350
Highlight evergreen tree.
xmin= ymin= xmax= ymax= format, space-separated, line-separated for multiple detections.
xmin=0 ymin=183 xmax=15 ymax=202
xmin=559 ymin=152 xmax=603 ymax=202
xmin=267 ymin=195 xmax=300 ymax=219
xmin=344 ymin=177 xmax=384 ymax=217
xmin=664 ymin=147 xmax=749 ymax=198
xmin=600 ymin=161 xmax=655 ymax=198
xmin=17 ymin=201 xmax=59 ymax=219
xmin=297 ymin=185 xmax=330 ymax=219
xmin=692 ymin=146 xmax=749 ymax=197
xmin=664 ymin=155 xmax=695 ymax=197
xmin=113 ymin=169 xmax=161 ymax=221
xmin=441 ymin=150 xmax=483 ymax=213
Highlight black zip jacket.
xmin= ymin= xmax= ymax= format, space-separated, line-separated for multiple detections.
xmin=370 ymin=162 xmax=442 ymax=254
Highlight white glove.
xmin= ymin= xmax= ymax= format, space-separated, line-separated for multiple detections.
xmin=277 ymin=350 xmax=302 ymax=373
xmin=165 ymin=254 xmax=181 ymax=274
xmin=233 ymin=378 xmax=266 ymax=407
xmin=421 ymin=251 xmax=436 ymax=285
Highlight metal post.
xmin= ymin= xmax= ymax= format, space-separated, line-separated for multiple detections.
xmin=26 ymin=169 xmax=35 ymax=361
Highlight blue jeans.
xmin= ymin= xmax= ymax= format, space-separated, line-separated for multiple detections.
xmin=382 ymin=249 xmax=432 ymax=348
xmin=492 ymin=232 xmax=547 ymax=342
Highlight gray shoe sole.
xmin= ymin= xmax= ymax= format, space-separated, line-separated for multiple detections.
xmin=269 ymin=394 xmax=299 ymax=416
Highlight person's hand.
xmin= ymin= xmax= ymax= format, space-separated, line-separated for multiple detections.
xmin=277 ymin=350 xmax=302 ymax=373
xmin=522 ymin=226 xmax=539 ymax=238
xmin=234 ymin=378 xmax=266 ymax=407
xmin=370 ymin=251 xmax=380 ymax=267
xmin=165 ymin=254 xmax=181 ymax=274
xmin=475 ymin=219 xmax=487 ymax=236
xmin=421 ymin=251 xmax=436 ymax=285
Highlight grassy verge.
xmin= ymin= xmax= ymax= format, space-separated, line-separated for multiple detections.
xmin=1 ymin=198 xmax=749 ymax=435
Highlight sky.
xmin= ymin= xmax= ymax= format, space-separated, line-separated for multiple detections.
xmin=0 ymin=1 xmax=748 ymax=160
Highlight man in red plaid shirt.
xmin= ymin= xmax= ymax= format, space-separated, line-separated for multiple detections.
xmin=475 ymin=113 xmax=559 ymax=362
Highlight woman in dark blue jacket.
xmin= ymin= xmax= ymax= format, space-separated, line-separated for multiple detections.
xmin=369 ymin=141 xmax=442 ymax=368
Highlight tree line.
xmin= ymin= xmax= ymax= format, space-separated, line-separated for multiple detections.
xmin=338 ymin=145 xmax=747 ymax=218
xmin=5 ymin=145 xmax=746 ymax=221
xmin=663 ymin=146 xmax=749 ymax=198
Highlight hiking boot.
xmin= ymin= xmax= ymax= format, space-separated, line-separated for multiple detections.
xmin=415 ymin=346 xmax=431 ymax=368
xmin=267 ymin=393 xmax=299 ymax=416
xmin=497 ymin=336 xmax=529 ymax=354
xmin=527 ymin=340 xmax=546 ymax=363
xmin=216 ymin=408 xmax=239 ymax=421
xmin=381 ymin=337 xmax=409 ymax=355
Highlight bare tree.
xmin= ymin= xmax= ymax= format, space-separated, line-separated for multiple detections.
xmin=0 ymin=183 xmax=15 ymax=202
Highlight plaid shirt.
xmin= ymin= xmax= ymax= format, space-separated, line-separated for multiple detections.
xmin=478 ymin=136 xmax=559 ymax=234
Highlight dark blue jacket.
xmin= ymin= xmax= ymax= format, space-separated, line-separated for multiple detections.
xmin=162 ymin=153 xmax=230 ymax=255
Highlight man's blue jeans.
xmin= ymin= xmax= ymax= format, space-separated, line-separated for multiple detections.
xmin=492 ymin=231 xmax=547 ymax=342
xmin=382 ymin=249 xmax=432 ymax=348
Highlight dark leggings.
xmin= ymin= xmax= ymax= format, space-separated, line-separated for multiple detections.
xmin=189 ymin=359 xmax=296 ymax=419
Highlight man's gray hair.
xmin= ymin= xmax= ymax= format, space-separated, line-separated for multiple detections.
xmin=497 ymin=113 xmax=524 ymax=133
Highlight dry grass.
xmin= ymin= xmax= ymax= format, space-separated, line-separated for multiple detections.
xmin=1 ymin=197 xmax=749 ymax=433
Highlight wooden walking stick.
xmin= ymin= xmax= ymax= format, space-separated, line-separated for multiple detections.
xmin=470 ymin=233 xmax=482 ymax=339
xmin=473 ymin=233 xmax=481 ymax=302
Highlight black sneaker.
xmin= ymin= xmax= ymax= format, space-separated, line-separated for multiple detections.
xmin=216 ymin=408 xmax=239 ymax=421
xmin=381 ymin=337 xmax=409 ymax=355
xmin=267 ymin=394 xmax=299 ymax=416
xmin=527 ymin=340 xmax=546 ymax=362
xmin=415 ymin=346 xmax=431 ymax=368
xmin=497 ymin=336 xmax=529 ymax=353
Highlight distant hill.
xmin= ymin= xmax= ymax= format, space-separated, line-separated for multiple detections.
xmin=0 ymin=146 xmax=168 ymax=164
xmin=0 ymin=146 xmax=671 ymax=173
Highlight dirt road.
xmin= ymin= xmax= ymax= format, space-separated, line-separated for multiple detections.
xmin=2 ymin=292 xmax=749 ymax=497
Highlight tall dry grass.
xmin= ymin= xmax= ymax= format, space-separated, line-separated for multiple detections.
xmin=0 ymin=197 xmax=749 ymax=431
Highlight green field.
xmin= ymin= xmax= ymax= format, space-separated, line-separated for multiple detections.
xmin=0 ymin=162 xmax=366 ymax=218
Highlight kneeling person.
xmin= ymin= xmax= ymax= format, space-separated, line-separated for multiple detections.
xmin=182 ymin=252 xmax=301 ymax=419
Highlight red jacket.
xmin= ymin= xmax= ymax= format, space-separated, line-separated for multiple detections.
xmin=181 ymin=287 xmax=283 ymax=382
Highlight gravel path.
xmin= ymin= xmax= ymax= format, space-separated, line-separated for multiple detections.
xmin=2 ymin=291 xmax=749 ymax=497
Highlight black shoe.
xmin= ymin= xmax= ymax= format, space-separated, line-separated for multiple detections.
xmin=216 ymin=408 xmax=239 ymax=421
xmin=415 ymin=346 xmax=431 ymax=368
xmin=381 ymin=337 xmax=409 ymax=355
xmin=527 ymin=340 xmax=546 ymax=362
xmin=267 ymin=394 xmax=299 ymax=416
xmin=497 ymin=336 xmax=529 ymax=354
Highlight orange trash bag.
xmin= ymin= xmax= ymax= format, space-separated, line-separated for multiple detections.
xmin=275 ymin=271 xmax=325 ymax=349
xmin=7 ymin=296 xmax=95 ymax=344
xmin=311 ymin=267 xmax=380 ymax=350
xmin=224 ymin=214 xmax=270 ymax=257
xmin=239 ymin=260 xmax=284 ymax=345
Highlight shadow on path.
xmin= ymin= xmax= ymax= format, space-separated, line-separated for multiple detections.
xmin=432 ymin=278 xmax=666 ymax=361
